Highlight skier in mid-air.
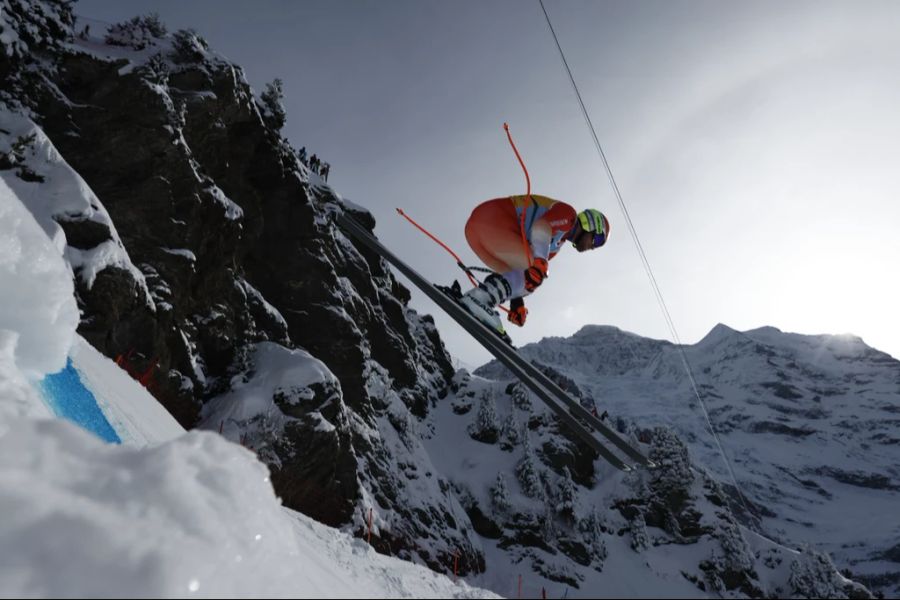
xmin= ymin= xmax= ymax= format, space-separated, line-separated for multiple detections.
xmin=455 ymin=194 xmax=610 ymax=339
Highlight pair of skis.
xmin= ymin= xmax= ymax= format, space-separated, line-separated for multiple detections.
xmin=336 ymin=212 xmax=653 ymax=472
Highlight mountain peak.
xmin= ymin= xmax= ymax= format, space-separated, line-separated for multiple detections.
xmin=573 ymin=324 xmax=626 ymax=338
xmin=696 ymin=323 xmax=741 ymax=346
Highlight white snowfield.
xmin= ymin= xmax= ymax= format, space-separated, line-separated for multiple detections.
xmin=0 ymin=128 xmax=495 ymax=599
xmin=0 ymin=419 xmax=493 ymax=599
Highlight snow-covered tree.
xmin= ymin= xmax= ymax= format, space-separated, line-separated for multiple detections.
xmin=715 ymin=517 xmax=755 ymax=575
xmin=499 ymin=413 xmax=520 ymax=451
xmin=516 ymin=434 xmax=544 ymax=499
xmin=693 ymin=508 xmax=765 ymax=596
xmin=648 ymin=426 xmax=694 ymax=510
xmin=509 ymin=381 xmax=531 ymax=412
xmin=104 ymin=13 xmax=167 ymax=50
xmin=0 ymin=0 xmax=74 ymax=63
xmin=171 ymin=28 xmax=208 ymax=63
xmin=578 ymin=508 xmax=608 ymax=567
xmin=491 ymin=473 xmax=511 ymax=512
xmin=540 ymin=506 xmax=556 ymax=540
xmin=630 ymin=509 xmax=649 ymax=552
xmin=556 ymin=466 xmax=577 ymax=519
xmin=260 ymin=78 xmax=286 ymax=130
xmin=467 ymin=391 xmax=499 ymax=443
xmin=138 ymin=53 xmax=169 ymax=86
xmin=789 ymin=545 xmax=870 ymax=599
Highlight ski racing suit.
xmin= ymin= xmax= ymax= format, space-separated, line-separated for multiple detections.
xmin=464 ymin=195 xmax=577 ymax=299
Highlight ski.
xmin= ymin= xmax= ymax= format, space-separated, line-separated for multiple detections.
xmin=337 ymin=211 xmax=650 ymax=471
xmin=439 ymin=279 xmax=654 ymax=469
xmin=430 ymin=282 xmax=634 ymax=472
xmin=488 ymin=327 xmax=656 ymax=469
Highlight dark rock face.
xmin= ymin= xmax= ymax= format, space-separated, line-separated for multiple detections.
xmin=270 ymin=382 xmax=360 ymax=525
xmin=4 ymin=9 xmax=476 ymax=574
xmin=54 ymin=216 xmax=112 ymax=250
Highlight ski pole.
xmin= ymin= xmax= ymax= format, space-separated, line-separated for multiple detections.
xmin=396 ymin=208 xmax=480 ymax=288
xmin=395 ymin=208 xmax=511 ymax=314
xmin=503 ymin=123 xmax=534 ymax=267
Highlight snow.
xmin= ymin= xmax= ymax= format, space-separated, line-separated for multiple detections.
xmin=180 ymin=328 xmax=207 ymax=385
xmin=237 ymin=278 xmax=289 ymax=332
xmin=0 ymin=5 xmax=23 ymax=57
xmin=69 ymin=336 xmax=183 ymax=447
xmin=0 ymin=27 xmax=18 ymax=49
xmin=0 ymin=177 xmax=78 ymax=379
xmin=161 ymin=246 xmax=198 ymax=262
xmin=198 ymin=342 xmax=338 ymax=439
xmin=0 ymin=109 xmax=152 ymax=304
xmin=339 ymin=197 xmax=373 ymax=219
xmin=0 ymin=418 xmax=493 ymax=599
xmin=206 ymin=183 xmax=243 ymax=221
xmin=0 ymin=330 xmax=51 ymax=424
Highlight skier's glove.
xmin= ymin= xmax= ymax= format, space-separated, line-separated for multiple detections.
xmin=523 ymin=258 xmax=548 ymax=293
xmin=507 ymin=297 xmax=528 ymax=327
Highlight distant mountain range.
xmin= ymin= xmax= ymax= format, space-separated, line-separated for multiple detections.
xmin=476 ymin=323 xmax=900 ymax=595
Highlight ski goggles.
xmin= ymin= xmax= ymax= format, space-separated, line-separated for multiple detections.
xmin=572 ymin=229 xmax=607 ymax=249
xmin=591 ymin=231 xmax=607 ymax=248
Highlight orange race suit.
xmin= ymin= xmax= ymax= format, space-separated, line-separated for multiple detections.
xmin=465 ymin=195 xmax=576 ymax=297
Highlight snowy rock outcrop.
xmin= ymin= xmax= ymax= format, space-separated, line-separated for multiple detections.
xmin=2 ymin=2 xmax=472 ymax=575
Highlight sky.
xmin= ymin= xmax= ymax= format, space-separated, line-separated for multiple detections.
xmin=75 ymin=0 xmax=900 ymax=368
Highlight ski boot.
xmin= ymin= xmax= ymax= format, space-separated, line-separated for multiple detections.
xmin=436 ymin=279 xmax=464 ymax=301
xmin=457 ymin=274 xmax=513 ymax=345
xmin=438 ymin=275 xmax=514 ymax=344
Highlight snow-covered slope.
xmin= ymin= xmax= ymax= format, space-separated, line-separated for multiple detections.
xmin=424 ymin=368 xmax=871 ymax=598
xmin=476 ymin=323 xmax=900 ymax=596
xmin=0 ymin=418 xmax=496 ymax=599
xmin=67 ymin=335 xmax=184 ymax=446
